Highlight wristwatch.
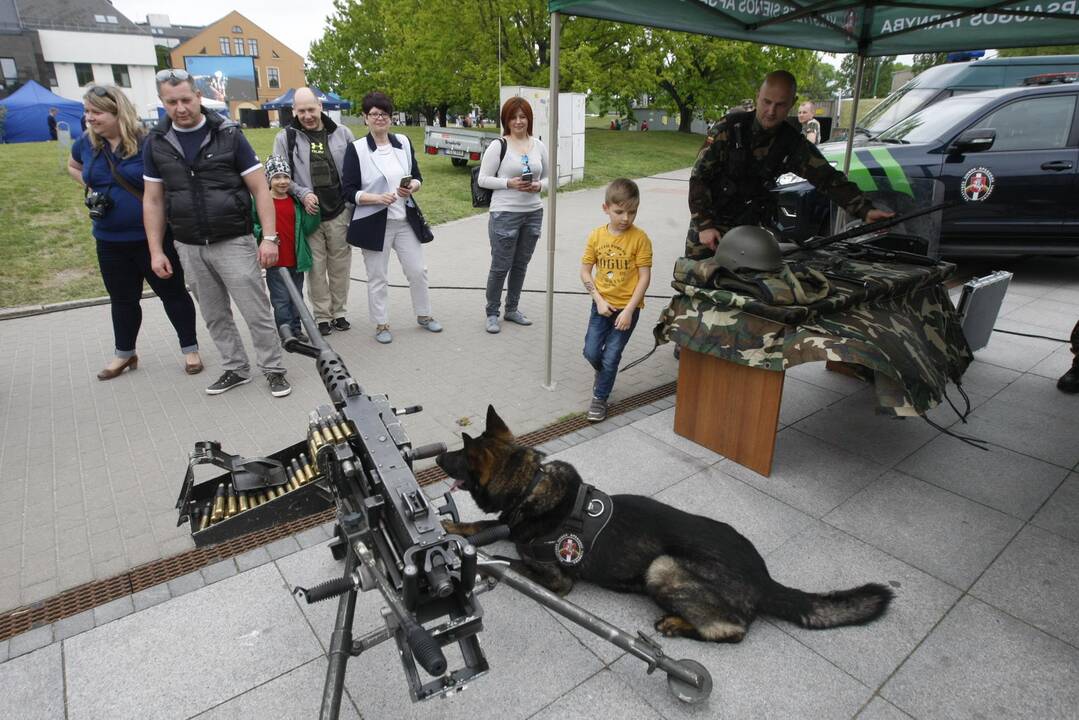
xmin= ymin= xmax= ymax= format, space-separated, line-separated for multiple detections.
xmin=263 ymin=234 xmax=279 ymax=245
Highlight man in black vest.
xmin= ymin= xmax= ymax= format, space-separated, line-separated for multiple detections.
xmin=685 ymin=70 xmax=893 ymax=260
xmin=143 ymin=69 xmax=291 ymax=398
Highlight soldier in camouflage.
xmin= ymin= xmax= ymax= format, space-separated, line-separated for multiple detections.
xmin=1059 ymin=319 xmax=1079 ymax=393
xmin=686 ymin=70 xmax=894 ymax=260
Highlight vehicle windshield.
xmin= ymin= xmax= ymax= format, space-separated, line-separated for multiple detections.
xmin=860 ymin=88 xmax=941 ymax=133
xmin=876 ymin=96 xmax=987 ymax=144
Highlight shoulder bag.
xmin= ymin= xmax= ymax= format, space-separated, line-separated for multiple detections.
xmin=470 ymin=137 xmax=507 ymax=208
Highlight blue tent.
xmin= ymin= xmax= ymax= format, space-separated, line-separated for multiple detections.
xmin=0 ymin=80 xmax=84 ymax=143
xmin=261 ymin=87 xmax=352 ymax=110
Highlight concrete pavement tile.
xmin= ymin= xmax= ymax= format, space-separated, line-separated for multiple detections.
xmin=778 ymin=376 xmax=845 ymax=426
xmin=0 ymin=573 xmax=21 ymax=611
xmin=824 ymin=471 xmax=1023 ymax=589
xmin=897 ymin=435 xmax=1069 ymax=520
xmin=765 ymin=522 xmax=961 ymax=687
xmin=54 ymin=608 xmax=95 ymax=641
xmin=542 ymin=581 xmax=662 ymax=664
xmin=131 ymin=584 xmax=171 ymax=612
xmin=264 ymin=536 xmax=302 ymax=561
xmin=856 ymin=697 xmax=915 ymax=719
xmin=575 ymin=424 xmax=602 ymax=440
xmin=1028 ymin=343 xmax=1075 ymax=381
xmin=785 ymin=361 xmax=869 ymax=395
xmin=629 ymin=407 xmax=722 ymax=462
xmin=657 ymin=467 xmax=816 ymax=556
xmin=0 ymin=638 xmax=7 ymax=662
xmin=93 ymin=594 xmax=134 ymax=626
xmin=234 ymin=546 xmax=273 ymax=572
xmin=530 ymin=669 xmax=663 ymax=720
xmin=882 ymin=596 xmax=1079 ymax=720
xmin=536 ymin=438 xmax=570 ymax=454
xmin=971 ymin=525 xmax=1079 ymax=647
xmin=0 ymin=643 xmax=65 ymax=720
xmin=7 ymin=625 xmax=53 ymax=658
xmin=91 ymin=555 xmax=129 ymax=581
xmin=1031 ymin=473 xmax=1079 ymax=543
xmin=720 ymin=428 xmax=887 ymax=519
xmin=602 ymin=412 xmax=632 ymax=428
xmin=201 ymin=558 xmax=239 ymax=585
xmin=295 ymin=525 xmax=331 ymax=550
xmin=196 ymin=657 xmax=362 ymax=720
xmin=549 ymin=425 xmax=709 ymax=497
xmin=962 ymin=398 xmax=1079 ymax=469
xmin=971 ymin=328 xmax=1060 ymax=373
xmin=1002 ymin=302 xmax=1078 ymax=337
xmin=561 ymin=430 xmax=587 ymax=446
xmin=21 ymin=578 xmax=58 ymax=606
xmin=953 ymin=359 xmax=1022 ymax=398
xmin=167 ymin=570 xmax=206 ymax=598
xmin=64 ymin=562 xmax=323 ymax=720
xmin=123 ymin=534 xmax=162 ymax=567
xmin=611 ymin=620 xmax=871 ymax=720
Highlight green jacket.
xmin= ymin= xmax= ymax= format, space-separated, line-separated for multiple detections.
xmin=252 ymin=196 xmax=320 ymax=272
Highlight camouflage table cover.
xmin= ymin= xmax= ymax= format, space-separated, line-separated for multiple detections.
xmin=654 ymin=250 xmax=973 ymax=416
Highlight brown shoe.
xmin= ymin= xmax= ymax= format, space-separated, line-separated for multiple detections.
xmin=97 ymin=355 xmax=138 ymax=381
xmin=185 ymin=360 xmax=204 ymax=375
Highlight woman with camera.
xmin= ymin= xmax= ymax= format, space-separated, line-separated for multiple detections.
xmin=341 ymin=91 xmax=441 ymax=345
xmin=476 ymin=97 xmax=549 ymax=334
xmin=67 ymin=85 xmax=201 ymax=380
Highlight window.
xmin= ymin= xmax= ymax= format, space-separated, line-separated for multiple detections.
xmin=232 ymin=25 xmax=243 ymax=33
xmin=219 ymin=37 xmax=230 ymax=55
xmin=75 ymin=63 xmax=94 ymax=86
xmin=1 ymin=58 xmax=16 ymax=86
xmin=971 ymin=95 xmax=1077 ymax=152
xmin=267 ymin=67 xmax=280 ymax=89
xmin=111 ymin=64 xmax=130 ymax=87
xmin=106 ymin=15 xmax=118 ymax=24
xmin=46 ymin=62 xmax=57 ymax=87
xmin=247 ymin=39 xmax=259 ymax=57
xmin=94 ymin=14 xmax=106 ymax=22
xmin=233 ymin=38 xmax=244 ymax=56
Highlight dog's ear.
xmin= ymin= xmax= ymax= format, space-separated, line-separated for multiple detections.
xmin=461 ymin=432 xmax=473 ymax=445
xmin=485 ymin=405 xmax=514 ymax=442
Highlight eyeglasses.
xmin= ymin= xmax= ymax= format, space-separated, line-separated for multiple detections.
xmin=155 ymin=69 xmax=191 ymax=83
xmin=366 ymin=111 xmax=390 ymax=120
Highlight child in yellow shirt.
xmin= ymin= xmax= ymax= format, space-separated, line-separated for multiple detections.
xmin=579 ymin=178 xmax=652 ymax=422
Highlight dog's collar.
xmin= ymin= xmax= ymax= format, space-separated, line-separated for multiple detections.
xmin=503 ymin=466 xmax=547 ymax=527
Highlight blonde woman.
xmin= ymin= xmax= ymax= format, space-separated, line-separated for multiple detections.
xmin=67 ymin=85 xmax=201 ymax=379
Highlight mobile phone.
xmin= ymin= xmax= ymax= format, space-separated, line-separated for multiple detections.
xmin=399 ymin=175 xmax=413 ymax=188
xmin=520 ymin=172 xmax=533 ymax=184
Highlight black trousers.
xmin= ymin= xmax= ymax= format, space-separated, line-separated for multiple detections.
xmin=96 ymin=237 xmax=198 ymax=354
xmin=1072 ymin=319 xmax=1079 ymax=367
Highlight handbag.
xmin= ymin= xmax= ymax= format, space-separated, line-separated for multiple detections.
xmin=470 ymin=137 xmax=507 ymax=208
xmin=406 ymin=196 xmax=435 ymax=244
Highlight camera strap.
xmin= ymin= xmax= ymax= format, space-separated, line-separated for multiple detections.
xmin=102 ymin=147 xmax=144 ymax=201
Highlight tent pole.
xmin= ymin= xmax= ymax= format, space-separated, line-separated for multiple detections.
xmin=842 ymin=53 xmax=866 ymax=177
xmin=544 ymin=11 xmax=561 ymax=390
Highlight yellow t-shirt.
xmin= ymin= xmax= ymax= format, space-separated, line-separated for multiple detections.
xmin=581 ymin=224 xmax=653 ymax=309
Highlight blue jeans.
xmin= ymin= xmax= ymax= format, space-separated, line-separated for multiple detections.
xmin=486 ymin=209 xmax=543 ymax=317
xmin=582 ymin=303 xmax=640 ymax=401
xmin=264 ymin=266 xmax=306 ymax=337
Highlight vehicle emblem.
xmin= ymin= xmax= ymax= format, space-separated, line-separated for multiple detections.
xmin=555 ymin=533 xmax=585 ymax=565
xmin=961 ymin=167 xmax=995 ymax=202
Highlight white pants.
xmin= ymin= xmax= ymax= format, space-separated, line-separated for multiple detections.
xmin=361 ymin=218 xmax=431 ymax=325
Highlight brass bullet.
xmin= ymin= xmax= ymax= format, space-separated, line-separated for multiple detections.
xmin=319 ymin=418 xmax=337 ymax=445
xmin=210 ymin=483 xmax=227 ymax=522
xmin=328 ymin=418 xmax=345 ymax=443
xmin=290 ymin=459 xmax=305 ymax=486
xmin=201 ymin=500 xmax=214 ymax=529
xmin=260 ymin=489 xmax=274 ymax=504
xmin=226 ymin=484 xmax=238 ymax=518
xmin=309 ymin=412 xmax=326 ymax=447
xmin=299 ymin=453 xmax=316 ymax=482
xmin=273 ymin=485 xmax=287 ymax=498
xmin=238 ymin=491 xmax=250 ymax=512
xmin=285 ymin=467 xmax=300 ymax=492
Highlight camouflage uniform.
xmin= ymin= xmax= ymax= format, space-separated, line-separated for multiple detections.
xmin=686 ymin=110 xmax=874 ymax=259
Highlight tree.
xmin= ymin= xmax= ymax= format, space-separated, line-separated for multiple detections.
xmin=912 ymin=53 xmax=946 ymax=74
xmin=840 ymin=55 xmax=897 ymax=97
xmin=799 ymin=56 xmax=842 ymax=101
xmin=155 ymin=45 xmax=172 ymax=72
xmin=997 ymin=45 xmax=1079 ymax=57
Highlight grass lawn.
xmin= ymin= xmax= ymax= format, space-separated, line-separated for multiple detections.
xmin=0 ymin=125 xmax=703 ymax=308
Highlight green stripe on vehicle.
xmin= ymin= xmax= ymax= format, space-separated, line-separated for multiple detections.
xmin=866 ymin=147 xmax=913 ymax=197
xmin=823 ymin=150 xmax=876 ymax=192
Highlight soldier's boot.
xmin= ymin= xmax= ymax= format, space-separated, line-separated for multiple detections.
xmin=1061 ymin=321 xmax=1079 ymax=394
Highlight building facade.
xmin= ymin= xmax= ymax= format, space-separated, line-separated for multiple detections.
xmin=169 ymin=11 xmax=305 ymax=121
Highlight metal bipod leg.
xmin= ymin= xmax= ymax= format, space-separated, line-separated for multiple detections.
xmin=478 ymin=556 xmax=713 ymax=704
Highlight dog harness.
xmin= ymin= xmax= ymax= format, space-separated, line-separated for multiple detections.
xmin=518 ymin=481 xmax=613 ymax=567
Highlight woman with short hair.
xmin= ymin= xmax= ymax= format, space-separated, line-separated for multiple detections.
xmin=67 ymin=85 xmax=201 ymax=379
xmin=341 ymin=91 xmax=442 ymax=344
xmin=476 ymin=97 xmax=549 ymax=334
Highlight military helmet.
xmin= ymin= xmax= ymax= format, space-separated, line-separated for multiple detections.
xmin=714 ymin=225 xmax=782 ymax=273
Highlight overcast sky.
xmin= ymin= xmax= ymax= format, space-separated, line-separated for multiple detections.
xmin=110 ymin=1 xmax=338 ymax=58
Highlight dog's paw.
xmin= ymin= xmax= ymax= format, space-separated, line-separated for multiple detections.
xmin=654 ymin=614 xmax=697 ymax=638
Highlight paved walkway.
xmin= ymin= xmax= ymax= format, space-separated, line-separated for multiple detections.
xmin=0 ymin=171 xmax=693 ymax=612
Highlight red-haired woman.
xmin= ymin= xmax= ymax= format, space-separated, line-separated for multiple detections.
xmin=476 ymin=97 xmax=549 ymax=334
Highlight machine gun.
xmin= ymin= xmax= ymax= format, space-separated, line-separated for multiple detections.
xmin=174 ymin=268 xmax=712 ymax=719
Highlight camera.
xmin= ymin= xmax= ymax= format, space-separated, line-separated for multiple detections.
xmin=84 ymin=191 xmax=113 ymax=220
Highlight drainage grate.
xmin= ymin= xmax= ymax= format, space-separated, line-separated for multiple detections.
xmin=0 ymin=381 xmax=678 ymax=642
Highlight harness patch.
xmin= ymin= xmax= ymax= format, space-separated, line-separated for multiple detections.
xmin=555 ymin=533 xmax=585 ymax=565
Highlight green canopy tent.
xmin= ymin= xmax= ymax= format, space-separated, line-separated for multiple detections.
xmin=535 ymin=0 xmax=1079 ymax=385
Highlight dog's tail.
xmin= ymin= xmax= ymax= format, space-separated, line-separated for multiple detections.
xmin=761 ymin=581 xmax=893 ymax=629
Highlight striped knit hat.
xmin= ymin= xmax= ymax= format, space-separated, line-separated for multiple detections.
xmin=264 ymin=154 xmax=291 ymax=180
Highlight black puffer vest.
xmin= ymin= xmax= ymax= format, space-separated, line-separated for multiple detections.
xmin=147 ymin=111 xmax=253 ymax=245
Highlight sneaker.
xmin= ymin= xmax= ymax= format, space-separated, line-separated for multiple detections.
xmin=1059 ymin=366 xmax=1079 ymax=394
xmin=417 ymin=316 xmax=443 ymax=333
xmin=375 ymin=325 xmax=393 ymax=344
xmin=294 ymin=330 xmax=309 ymax=343
xmin=332 ymin=317 xmax=351 ymax=332
xmin=267 ymin=372 xmax=291 ymax=398
xmin=486 ymin=316 xmax=501 ymax=334
xmin=587 ymin=397 xmax=608 ymax=423
xmin=318 ymin=321 xmax=333 ymax=336
xmin=205 ymin=371 xmax=251 ymax=396
xmin=504 ymin=310 xmax=532 ymax=326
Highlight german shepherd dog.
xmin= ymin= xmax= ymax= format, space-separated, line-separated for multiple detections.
xmin=436 ymin=406 xmax=893 ymax=643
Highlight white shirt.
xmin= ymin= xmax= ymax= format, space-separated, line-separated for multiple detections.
xmin=371 ymin=143 xmax=407 ymax=220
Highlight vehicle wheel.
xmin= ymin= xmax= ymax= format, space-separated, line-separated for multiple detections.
xmin=451 ymin=158 xmax=468 ymax=167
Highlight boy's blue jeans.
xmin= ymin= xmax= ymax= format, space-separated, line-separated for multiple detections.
xmin=583 ymin=302 xmax=640 ymax=401
xmin=264 ymin=266 xmax=306 ymax=337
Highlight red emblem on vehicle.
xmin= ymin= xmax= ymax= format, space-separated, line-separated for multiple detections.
xmin=961 ymin=167 xmax=995 ymax=202
xmin=555 ymin=533 xmax=585 ymax=565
